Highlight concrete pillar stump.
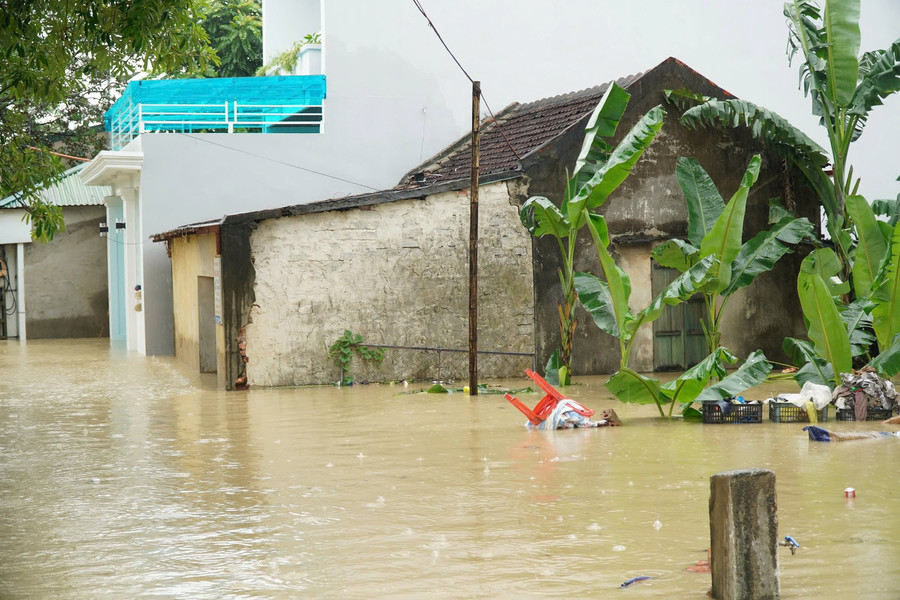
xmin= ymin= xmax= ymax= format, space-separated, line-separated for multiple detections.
xmin=709 ymin=468 xmax=779 ymax=600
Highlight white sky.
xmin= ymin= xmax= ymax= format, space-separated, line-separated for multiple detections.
xmin=417 ymin=0 xmax=899 ymax=201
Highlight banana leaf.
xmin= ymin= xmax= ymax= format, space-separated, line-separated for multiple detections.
xmin=520 ymin=196 xmax=568 ymax=238
xmin=848 ymin=39 xmax=900 ymax=135
xmin=679 ymin=98 xmax=838 ymax=230
xmin=872 ymin=195 xmax=900 ymax=227
xmin=650 ymin=238 xmax=699 ymax=273
xmin=821 ymin=0 xmax=861 ymax=108
xmin=567 ymin=105 xmax=666 ymax=218
xmin=569 ymin=82 xmax=630 ymax=198
xmin=693 ymin=350 xmax=773 ymax=403
xmin=699 ymin=155 xmax=761 ymax=292
xmin=584 ymin=212 xmax=632 ymax=347
xmin=842 ymin=297 xmax=876 ymax=358
xmin=675 ymin=157 xmax=724 ymax=246
xmin=573 ymin=271 xmax=620 ymax=338
xmin=798 ymin=255 xmax=852 ymax=387
xmin=867 ymin=332 xmax=900 ymax=377
xmin=543 ymin=349 xmax=565 ymax=386
xmin=723 ymin=215 xmax=814 ymax=296
xmin=872 ymin=222 xmax=900 ymax=350
xmin=846 ymin=194 xmax=888 ymax=296
xmin=605 ymin=368 xmax=664 ymax=412
xmin=783 ymin=337 xmax=834 ymax=388
xmin=661 ymin=347 xmax=734 ymax=396
xmin=805 ymin=247 xmax=851 ymax=298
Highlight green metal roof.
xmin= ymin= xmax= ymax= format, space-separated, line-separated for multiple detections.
xmin=0 ymin=163 xmax=110 ymax=209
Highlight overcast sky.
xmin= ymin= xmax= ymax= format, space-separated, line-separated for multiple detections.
xmin=415 ymin=0 xmax=899 ymax=201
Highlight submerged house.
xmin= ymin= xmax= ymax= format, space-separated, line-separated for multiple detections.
xmin=153 ymin=57 xmax=818 ymax=389
xmin=0 ymin=163 xmax=110 ymax=340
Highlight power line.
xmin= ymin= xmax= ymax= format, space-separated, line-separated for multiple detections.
xmin=178 ymin=134 xmax=382 ymax=192
xmin=411 ymin=0 xmax=522 ymax=161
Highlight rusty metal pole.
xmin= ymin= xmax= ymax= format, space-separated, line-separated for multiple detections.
xmin=468 ymin=81 xmax=481 ymax=396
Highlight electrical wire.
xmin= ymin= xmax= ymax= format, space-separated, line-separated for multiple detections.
xmin=411 ymin=0 xmax=522 ymax=161
xmin=24 ymin=145 xmax=92 ymax=162
xmin=178 ymin=134 xmax=382 ymax=191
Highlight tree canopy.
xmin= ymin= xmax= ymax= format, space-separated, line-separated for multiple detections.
xmin=0 ymin=0 xmax=217 ymax=241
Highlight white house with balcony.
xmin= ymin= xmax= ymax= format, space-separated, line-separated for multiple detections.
xmin=80 ymin=0 xmax=470 ymax=356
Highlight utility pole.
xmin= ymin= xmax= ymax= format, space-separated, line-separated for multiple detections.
xmin=468 ymin=81 xmax=480 ymax=396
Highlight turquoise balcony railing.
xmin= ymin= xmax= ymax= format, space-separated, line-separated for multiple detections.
xmin=105 ymin=75 xmax=326 ymax=150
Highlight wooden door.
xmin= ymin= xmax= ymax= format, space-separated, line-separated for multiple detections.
xmin=652 ymin=262 xmax=707 ymax=371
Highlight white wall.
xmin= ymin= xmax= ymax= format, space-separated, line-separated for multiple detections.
xmin=261 ymin=0 xmax=320 ymax=63
xmin=0 ymin=210 xmax=32 ymax=243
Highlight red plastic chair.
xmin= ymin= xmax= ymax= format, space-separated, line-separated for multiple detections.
xmin=505 ymin=369 xmax=593 ymax=425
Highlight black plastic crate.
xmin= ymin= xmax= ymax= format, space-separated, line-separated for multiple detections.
xmin=701 ymin=401 xmax=762 ymax=424
xmin=768 ymin=402 xmax=829 ymax=423
xmin=834 ymin=407 xmax=895 ymax=421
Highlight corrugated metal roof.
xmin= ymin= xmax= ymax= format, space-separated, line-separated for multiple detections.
xmin=0 ymin=162 xmax=110 ymax=209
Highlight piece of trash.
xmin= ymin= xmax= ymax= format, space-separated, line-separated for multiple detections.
xmin=779 ymin=536 xmax=800 ymax=555
xmin=686 ymin=548 xmax=711 ymax=572
xmin=845 ymin=487 xmax=856 ymax=498
xmin=831 ymin=367 xmax=898 ymax=420
xmin=652 ymin=519 xmax=663 ymax=530
xmin=504 ymin=369 xmax=621 ymax=429
xmin=620 ymin=575 xmax=652 ymax=588
xmin=804 ymin=426 xmax=900 ymax=442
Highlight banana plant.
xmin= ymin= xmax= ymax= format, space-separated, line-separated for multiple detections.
xmin=605 ymin=347 xmax=772 ymax=419
xmin=674 ymin=0 xmax=900 ymax=290
xmin=575 ymin=214 xmax=719 ymax=369
xmin=787 ymin=241 xmax=900 ymax=389
xmin=520 ymin=81 xmax=665 ymax=384
xmin=652 ymin=155 xmax=815 ymax=354
xmin=574 ymin=203 xmax=771 ymax=418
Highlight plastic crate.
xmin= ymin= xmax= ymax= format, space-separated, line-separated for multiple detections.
xmin=701 ymin=401 xmax=762 ymax=424
xmin=834 ymin=407 xmax=895 ymax=421
xmin=768 ymin=402 xmax=829 ymax=423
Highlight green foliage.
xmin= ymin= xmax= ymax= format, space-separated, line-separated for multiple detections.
xmin=605 ymin=348 xmax=771 ymax=418
xmin=792 ymin=243 xmax=900 ymax=387
xmin=651 ymin=155 xmax=814 ymax=354
xmin=328 ymin=330 xmax=385 ymax=385
xmin=201 ymin=0 xmax=262 ymax=78
xmin=674 ymin=1 xmax=899 ymax=299
xmin=520 ymin=82 xmax=665 ymax=383
xmin=256 ymin=33 xmax=322 ymax=76
xmin=0 ymin=0 xmax=216 ymax=242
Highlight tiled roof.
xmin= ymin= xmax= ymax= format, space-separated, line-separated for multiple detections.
xmin=395 ymin=72 xmax=645 ymax=190
xmin=0 ymin=163 xmax=110 ymax=209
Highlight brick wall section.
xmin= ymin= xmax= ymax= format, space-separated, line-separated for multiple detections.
xmin=244 ymin=180 xmax=534 ymax=386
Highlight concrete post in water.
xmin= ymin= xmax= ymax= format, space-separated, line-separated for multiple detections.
xmin=709 ymin=468 xmax=779 ymax=600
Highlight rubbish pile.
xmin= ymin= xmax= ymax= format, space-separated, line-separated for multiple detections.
xmin=831 ymin=367 xmax=898 ymax=421
xmin=504 ymin=369 xmax=622 ymax=430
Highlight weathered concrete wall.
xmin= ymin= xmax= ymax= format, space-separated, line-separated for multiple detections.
xmin=169 ymin=233 xmax=220 ymax=377
xmin=244 ymin=180 xmax=534 ymax=386
xmin=24 ymin=206 xmax=109 ymax=338
xmin=527 ymin=61 xmax=816 ymax=375
xmin=709 ymin=469 xmax=780 ymax=600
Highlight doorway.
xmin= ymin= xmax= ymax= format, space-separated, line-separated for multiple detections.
xmin=651 ymin=262 xmax=707 ymax=371
xmin=198 ymin=276 xmax=216 ymax=373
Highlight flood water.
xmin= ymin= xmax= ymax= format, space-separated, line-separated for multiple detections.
xmin=1 ymin=339 xmax=898 ymax=599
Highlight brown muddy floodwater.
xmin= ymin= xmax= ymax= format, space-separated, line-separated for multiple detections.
xmin=1 ymin=339 xmax=898 ymax=599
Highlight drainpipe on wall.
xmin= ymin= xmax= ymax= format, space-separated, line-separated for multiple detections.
xmin=16 ymin=242 xmax=25 ymax=341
